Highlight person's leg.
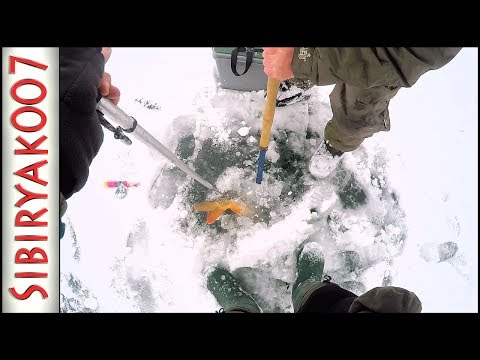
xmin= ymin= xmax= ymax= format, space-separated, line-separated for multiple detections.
xmin=207 ymin=267 xmax=262 ymax=313
xmin=292 ymin=242 xmax=361 ymax=312
xmin=309 ymin=83 xmax=400 ymax=178
xmin=325 ymin=83 xmax=401 ymax=152
xmin=309 ymin=47 xmax=462 ymax=178
xmin=291 ymin=242 xmax=326 ymax=312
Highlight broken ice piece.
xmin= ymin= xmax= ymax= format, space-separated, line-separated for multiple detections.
xmin=237 ymin=127 xmax=250 ymax=136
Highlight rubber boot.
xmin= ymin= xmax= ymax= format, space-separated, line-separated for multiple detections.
xmin=292 ymin=242 xmax=326 ymax=312
xmin=207 ymin=267 xmax=262 ymax=313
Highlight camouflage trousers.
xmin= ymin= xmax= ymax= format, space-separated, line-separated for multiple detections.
xmin=291 ymin=47 xmax=462 ymax=152
xmin=325 ymin=83 xmax=401 ymax=152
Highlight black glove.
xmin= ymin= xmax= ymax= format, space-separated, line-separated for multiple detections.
xmin=60 ymin=47 xmax=105 ymax=199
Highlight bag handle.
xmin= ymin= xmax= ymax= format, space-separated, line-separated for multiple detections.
xmin=231 ymin=47 xmax=262 ymax=76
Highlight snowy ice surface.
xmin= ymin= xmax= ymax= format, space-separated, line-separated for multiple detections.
xmin=60 ymin=48 xmax=477 ymax=313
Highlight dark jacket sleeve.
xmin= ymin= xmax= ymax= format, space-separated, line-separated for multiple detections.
xmin=291 ymin=47 xmax=462 ymax=89
xmin=60 ymin=47 xmax=105 ymax=200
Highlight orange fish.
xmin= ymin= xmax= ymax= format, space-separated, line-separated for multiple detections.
xmin=194 ymin=198 xmax=248 ymax=224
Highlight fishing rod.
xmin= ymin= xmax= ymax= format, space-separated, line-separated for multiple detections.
xmin=96 ymin=97 xmax=221 ymax=194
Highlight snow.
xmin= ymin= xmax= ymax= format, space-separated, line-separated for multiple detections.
xmin=60 ymin=47 xmax=478 ymax=313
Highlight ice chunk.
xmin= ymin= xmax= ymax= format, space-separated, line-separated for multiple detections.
xmin=237 ymin=127 xmax=250 ymax=136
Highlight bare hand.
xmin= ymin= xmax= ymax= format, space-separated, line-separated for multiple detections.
xmin=263 ymin=47 xmax=295 ymax=80
xmin=99 ymin=47 xmax=121 ymax=105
